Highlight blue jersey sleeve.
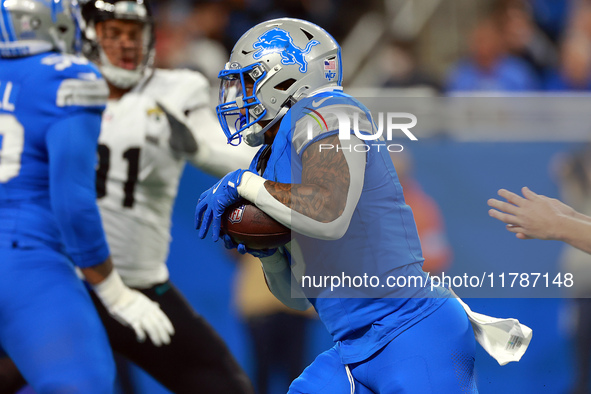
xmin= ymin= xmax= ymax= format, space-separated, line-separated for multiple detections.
xmin=46 ymin=110 xmax=110 ymax=268
xmin=35 ymin=53 xmax=108 ymax=118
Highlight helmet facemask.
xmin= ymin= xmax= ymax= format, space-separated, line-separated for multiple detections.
xmin=217 ymin=63 xmax=269 ymax=146
xmin=217 ymin=62 xmax=305 ymax=146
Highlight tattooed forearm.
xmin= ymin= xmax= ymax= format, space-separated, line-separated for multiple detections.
xmin=263 ymin=135 xmax=350 ymax=223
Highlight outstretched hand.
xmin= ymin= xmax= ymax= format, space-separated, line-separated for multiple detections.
xmin=487 ymin=187 xmax=576 ymax=241
xmin=195 ymin=169 xmax=251 ymax=241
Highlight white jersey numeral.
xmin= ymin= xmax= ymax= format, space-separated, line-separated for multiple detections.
xmin=0 ymin=114 xmax=24 ymax=182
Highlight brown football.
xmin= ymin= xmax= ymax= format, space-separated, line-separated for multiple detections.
xmin=221 ymin=199 xmax=291 ymax=250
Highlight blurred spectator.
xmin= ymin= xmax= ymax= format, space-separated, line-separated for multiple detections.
xmin=544 ymin=3 xmax=591 ymax=91
xmin=545 ymin=33 xmax=591 ymax=91
xmin=234 ymin=254 xmax=315 ymax=394
xmin=152 ymin=2 xmax=191 ymax=69
xmin=390 ymin=151 xmax=453 ymax=273
xmin=447 ymin=18 xmax=539 ymax=92
xmin=380 ymin=41 xmax=442 ymax=92
xmin=171 ymin=2 xmax=230 ymax=84
xmin=530 ymin=0 xmax=572 ymax=41
xmin=493 ymin=0 xmax=558 ymax=78
xmin=154 ymin=1 xmax=230 ymax=86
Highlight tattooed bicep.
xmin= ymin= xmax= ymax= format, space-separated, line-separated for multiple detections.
xmin=263 ymin=134 xmax=350 ymax=222
xmin=301 ymin=134 xmax=350 ymax=196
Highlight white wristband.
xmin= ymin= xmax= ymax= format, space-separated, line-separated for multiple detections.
xmin=92 ymin=270 xmax=127 ymax=307
xmin=237 ymin=171 xmax=266 ymax=203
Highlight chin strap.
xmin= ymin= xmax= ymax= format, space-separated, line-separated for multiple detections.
xmin=244 ymin=106 xmax=290 ymax=147
xmin=260 ymin=106 xmax=289 ymax=134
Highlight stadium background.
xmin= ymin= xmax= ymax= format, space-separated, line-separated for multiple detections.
xmin=58 ymin=0 xmax=591 ymax=392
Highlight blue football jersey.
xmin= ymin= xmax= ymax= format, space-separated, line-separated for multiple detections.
xmin=250 ymin=89 xmax=447 ymax=364
xmin=0 ymin=52 xmax=110 ymax=267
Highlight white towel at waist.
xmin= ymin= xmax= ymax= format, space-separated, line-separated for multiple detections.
xmin=451 ymin=289 xmax=533 ymax=366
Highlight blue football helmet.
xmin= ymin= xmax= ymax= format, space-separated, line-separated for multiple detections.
xmin=0 ymin=0 xmax=84 ymax=58
xmin=217 ymin=18 xmax=342 ymax=146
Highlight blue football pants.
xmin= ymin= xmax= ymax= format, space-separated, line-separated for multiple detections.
xmin=0 ymin=247 xmax=115 ymax=393
xmin=288 ymin=297 xmax=478 ymax=393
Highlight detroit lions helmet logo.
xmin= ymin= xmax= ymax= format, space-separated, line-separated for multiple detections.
xmin=252 ymin=27 xmax=320 ymax=73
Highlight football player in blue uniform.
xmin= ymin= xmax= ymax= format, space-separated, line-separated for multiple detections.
xmin=196 ymin=18 xmax=479 ymax=393
xmin=0 ymin=0 xmax=173 ymax=392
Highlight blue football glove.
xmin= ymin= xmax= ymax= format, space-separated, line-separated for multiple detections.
xmin=195 ymin=169 xmax=251 ymax=241
xmin=222 ymin=234 xmax=277 ymax=258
